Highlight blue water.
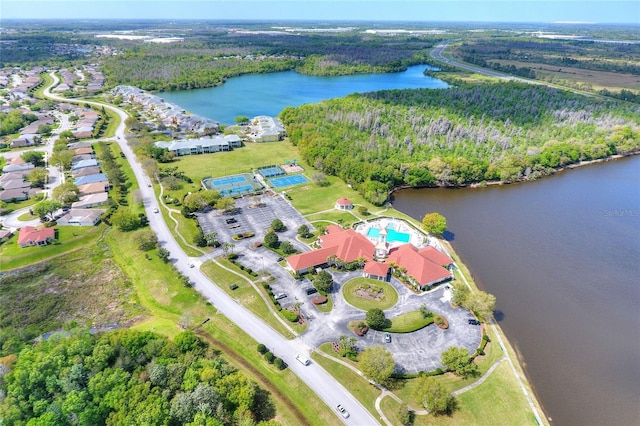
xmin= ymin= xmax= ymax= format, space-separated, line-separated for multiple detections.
xmin=159 ymin=65 xmax=448 ymax=124
xmin=366 ymin=226 xmax=411 ymax=243
xmin=269 ymin=175 xmax=309 ymax=188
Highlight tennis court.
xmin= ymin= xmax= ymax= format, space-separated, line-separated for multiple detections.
xmin=258 ymin=165 xmax=286 ymax=178
xmin=211 ymin=175 xmax=247 ymax=186
xmin=269 ymin=175 xmax=309 ymax=188
xmin=202 ymin=173 xmax=263 ymax=196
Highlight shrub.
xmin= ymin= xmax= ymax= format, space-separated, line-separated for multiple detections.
xmin=264 ymin=352 xmax=274 ymax=363
xmin=282 ymin=310 xmax=299 ymax=322
xmin=257 ymin=343 xmax=267 ymax=354
xmin=311 ymin=295 xmax=328 ymax=305
xmin=274 ymin=357 xmax=285 ymax=370
xmin=227 ymin=253 xmax=239 ymax=260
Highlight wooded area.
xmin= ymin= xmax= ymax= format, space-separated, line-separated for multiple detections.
xmin=0 ymin=329 xmax=278 ymax=426
xmin=281 ymin=82 xmax=640 ymax=204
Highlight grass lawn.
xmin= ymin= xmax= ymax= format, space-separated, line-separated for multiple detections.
xmin=313 ymin=294 xmax=333 ymax=313
xmin=342 ymin=278 xmax=399 ymax=311
xmin=384 ymin=310 xmax=434 ymax=333
xmin=311 ymin=349 xmax=382 ymax=419
xmin=17 ymin=211 xmax=38 ymax=221
xmin=200 ymin=260 xmax=296 ymax=339
xmin=168 ymin=141 xmax=302 ymax=183
xmin=1 ymin=196 xmax=40 ymax=213
xmin=0 ymin=224 xmax=106 ymax=271
xmin=305 ymin=209 xmax=359 ymax=227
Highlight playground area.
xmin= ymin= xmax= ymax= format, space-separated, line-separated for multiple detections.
xmin=202 ymin=173 xmax=264 ymax=197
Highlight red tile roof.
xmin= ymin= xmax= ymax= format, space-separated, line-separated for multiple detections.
xmin=388 ymin=244 xmax=452 ymax=288
xmin=320 ymin=227 xmax=374 ymax=263
xmin=336 ymin=197 xmax=352 ymax=206
xmin=364 ymin=261 xmax=390 ymax=277
xmin=418 ymin=246 xmax=454 ymax=267
xmin=18 ymin=226 xmax=55 ymax=246
xmin=286 ymin=247 xmax=336 ymax=271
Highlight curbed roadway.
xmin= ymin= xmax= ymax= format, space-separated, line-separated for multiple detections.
xmin=42 ymin=73 xmax=379 ymax=426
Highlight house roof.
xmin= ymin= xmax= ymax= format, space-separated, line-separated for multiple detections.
xmin=72 ymin=166 xmax=101 ymax=177
xmin=18 ymin=226 xmax=55 ymax=245
xmin=286 ymin=246 xmax=337 ymax=271
xmin=71 ymin=159 xmax=98 ymax=170
xmin=0 ymin=229 xmax=13 ymax=239
xmin=74 ymin=173 xmax=108 ymax=186
xmin=320 ymin=227 xmax=374 ymax=263
xmin=418 ymin=246 xmax=454 ymax=267
xmin=78 ymin=182 xmax=109 ymax=195
xmin=74 ymin=147 xmax=94 ymax=155
xmin=336 ymin=197 xmax=352 ymax=206
xmin=388 ymin=244 xmax=452 ymax=287
xmin=364 ymin=261 xmax=390 ymax=277
xmin=71 ymin=192 xmax=109 ymax=208
xmin=57 ymin=209 xmax=105 ymax=225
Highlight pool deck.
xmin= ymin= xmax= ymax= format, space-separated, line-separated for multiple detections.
xmin=355 ymin=217 xmax=427 ymax=248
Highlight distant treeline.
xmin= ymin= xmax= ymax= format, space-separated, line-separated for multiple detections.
xmin=281 ymin=82 xmax=640 ymax=205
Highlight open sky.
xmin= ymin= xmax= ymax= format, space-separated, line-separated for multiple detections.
xmin=2 ymin=0 xmax=639 ymax=24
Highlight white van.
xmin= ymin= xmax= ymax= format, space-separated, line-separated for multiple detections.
xmin=296 ymin=353 xmax=310 ymax=366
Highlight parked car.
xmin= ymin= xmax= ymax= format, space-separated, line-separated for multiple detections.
xmin=296 ymin=353 xmax=310 ymax=366
xmin=188 ymin=263 xmax=195 ymax=268
xmin=305 ymin=287 xmax=318 ymax=295
xmin=275 ymin=293 xmax=287 ymax=300
xmin=384 ymin=333 xmax=392 ymax=343
xmin=153 ymin=208 xmax=159 ymax=213
xmin=468 ymin=319 xmax=481 ymax=325
xmin=336 ymin=404 xmax=350 ymax=419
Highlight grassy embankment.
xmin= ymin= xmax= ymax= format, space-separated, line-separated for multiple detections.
xmin=342 ymin=278 xmax=399 ymax=311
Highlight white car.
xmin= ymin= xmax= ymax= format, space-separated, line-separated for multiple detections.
xmin=336 ymin=404 xmax=350 ymax=419
xmin=153 ymin=208 xmax=159 ymax=213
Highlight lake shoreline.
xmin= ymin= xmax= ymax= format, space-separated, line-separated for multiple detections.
xmin=388 ymin=150 xmax=640 ymax=196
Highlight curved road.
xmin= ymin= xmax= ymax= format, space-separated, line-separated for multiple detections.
xmin=43 ymin=73 xmax=379 ymax=425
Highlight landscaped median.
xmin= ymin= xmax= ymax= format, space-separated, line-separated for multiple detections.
xmin=342 ymin=277 xmax=399 ymax=311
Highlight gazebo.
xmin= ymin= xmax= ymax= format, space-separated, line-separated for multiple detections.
xmin=335 ymin=197 xmax=353 ymax=210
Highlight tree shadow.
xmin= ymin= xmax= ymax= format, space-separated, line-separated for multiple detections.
xmin=252 ymin=387 xmax=277 ymax=422
xmin=442 ymin=230 xmax=455 ymax=241
xmin=493 ymin=310 xmax=505 ymax=322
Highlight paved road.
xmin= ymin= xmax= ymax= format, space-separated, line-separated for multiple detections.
xmin=41 ymin=73 xmax=379 ymax=426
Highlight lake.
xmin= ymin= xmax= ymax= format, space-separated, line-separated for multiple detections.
xmin=159 ymin=64 xmax=448 ymax=124
xmin=393 ymin=156 xmax=640 ymax=426
xmin=158 ymin=68 xmax=639 ymax=425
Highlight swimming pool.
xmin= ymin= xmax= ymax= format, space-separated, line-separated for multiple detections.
xmin=367 ymin=226 xmax=411 ymax=243
xmin=269 ymin=175 xmax=309 ymax=188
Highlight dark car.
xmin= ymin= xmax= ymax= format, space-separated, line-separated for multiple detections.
xmin=468 ymin=319 xmax=481 ymax=325
xmin=305 ymin=287 xmax=318 ymax=295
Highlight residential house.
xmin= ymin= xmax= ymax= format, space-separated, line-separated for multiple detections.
xmin=74 ymin=173 xmax=109 ymax=186
xmin=71 ymin=192 xmax=109 ymax=209
xmin=78 ymin=182 xmax=109 ymax=196
xmin=57 ymin=209 xmax=105 ymax=226
xmin=71 ymin=159 xmax=98 ymax=170
xmin=10 ymin=133 xmax=41 ymax=148
xmin=72 ymin=166 xmax=101 ymax=177
xmin=18 ymin=226 xmax=55 ymax=247
xmin=0 ymin=188 xmax=35 ymax=202
xmin=0 ymin=229 xmax=14 ymax=243
xmin=246 ymin=116 xmax=286 ymax=142
xmin=2 ymin=163 xmax=34 ymax=173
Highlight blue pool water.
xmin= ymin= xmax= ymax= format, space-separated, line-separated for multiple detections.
xmin=367 ymin=226 xmax=411 ymax=243
xmin=269 ymin=175 xmax=309 ymax=188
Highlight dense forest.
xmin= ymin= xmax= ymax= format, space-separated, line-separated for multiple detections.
xmin=280 ymin=82 xmax=640 ymax=205
xmin=0 ymin=329 xmax=279 ymax=426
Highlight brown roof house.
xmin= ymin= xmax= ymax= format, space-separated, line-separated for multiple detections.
xmin=57 ymin=209 xmax=105 ymax=226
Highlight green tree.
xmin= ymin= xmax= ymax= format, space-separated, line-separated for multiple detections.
xmin=313 ymin=270 xmax=333 ymax=293
xmin=110 ymin=207 xmax=141 ymax=231
xmin=21 ymin=151 xmax=45 ymax=167
xmin=465 ymin=290 xmax=496 ymax=321
xmin=337 ymin=335 xmax=357 ymax=359
xmin=27 ymin=167 xmax=49 ymax=187
xmin=421 ymin=212 xmax=447 ymax=236
xmin=183 ymin=193 xmax=208 ymax=212
xmin=297 ymin=224 xmax=311 ymax=238
xmin=441 ymin=346 xmax=478 ymax=378
xmin=204 ymin=231 xmax=219 ymax=247
xmin=366 ymin=308 xmax=388 ymax=330
xmin=52 ymin=181 xmax=80 ymax=205
xmin=270 ymin=218 xmax=286 ymax=232
xmin=134 ymin=230 xmax=158 ymax=251
xmin=234 ymin=115 xmax=250 ymax=124
xmin=215 ymin=197 xmax=236 ymax=212
xmin=264 ymin=231 xmax=279 ymax=248
xmin=414 ymin=376 xmax=455 ymax=415
xmin=157 ymin=247 xmax=170 ymax=263
xmin=452 ymin=283 xmax=470 ymax=306
xmin=359 ymin=345 xmax=395 ymax=384
xmin=280 ymin=241 xmax=295 ymax=254
xmin=50 ymin=149 xmax=75 ymax=170
xmin=32 ymin=199 xmax=62 ymax=221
